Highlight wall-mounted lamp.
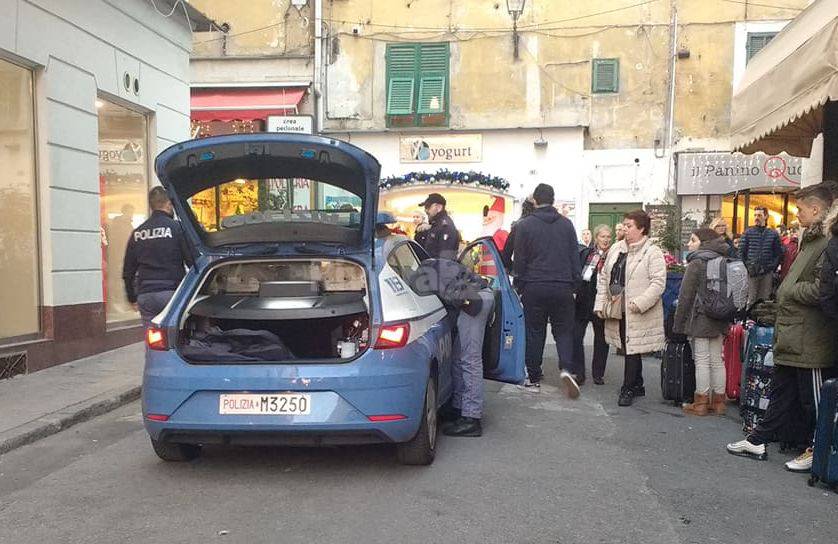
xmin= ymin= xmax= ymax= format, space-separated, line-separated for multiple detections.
xmin=507 ymin=0 xmax=527 ymax=60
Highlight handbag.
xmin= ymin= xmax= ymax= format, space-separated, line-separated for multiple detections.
xmin=605 ymin=290 xmax=624 ymax=319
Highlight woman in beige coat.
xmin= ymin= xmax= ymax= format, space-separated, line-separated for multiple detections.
xmin=595 ymin=210 xmax=667 ymax=406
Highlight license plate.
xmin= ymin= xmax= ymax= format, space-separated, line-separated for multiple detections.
xmin=219 ymin=393 xmax=311 ymax=415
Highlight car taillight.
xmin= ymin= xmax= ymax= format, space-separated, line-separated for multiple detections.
xmin=145 ymin=414 xmax=170 ymax=422
xmin=146 ymin=327 xmax=169 ymax=351
xmin=374 ymin=323 xmax=410 ymax=349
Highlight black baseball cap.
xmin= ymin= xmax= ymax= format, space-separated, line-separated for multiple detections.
xmin=419 ymin=193 xmax=446 ymax=207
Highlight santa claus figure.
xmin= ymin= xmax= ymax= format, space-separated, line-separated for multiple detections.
xmin=481 ymin=196 xmax=509 ymax=250
xmin=478 ymin=196 xmax=509 ymax=277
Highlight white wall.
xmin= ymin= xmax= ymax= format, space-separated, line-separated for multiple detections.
xmin=0 ymin=0 xmax=194 ymax=308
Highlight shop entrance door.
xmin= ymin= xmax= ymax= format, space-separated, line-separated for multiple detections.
xmin=588 ymin=203 xmax=643 ymax=231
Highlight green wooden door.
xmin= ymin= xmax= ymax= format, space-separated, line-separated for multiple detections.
xmin=588 ymin=203 xmax=643 ymax=231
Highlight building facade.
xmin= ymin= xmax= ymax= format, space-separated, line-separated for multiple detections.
xmin=0 ymin=0 xmax=210 ymax=372
xmin=188 ymin=1 xmax=814 ymax=238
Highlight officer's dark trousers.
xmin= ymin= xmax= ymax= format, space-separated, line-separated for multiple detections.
xmin=452 ymin=290 xmax=495 ymax=419
xmin=137 ymin=290 xmax=175 ymax=328
xmin=750 ymin=365 xmax=837 ymax=445
xmin=522 ymin=282 xmax=575 ymax=383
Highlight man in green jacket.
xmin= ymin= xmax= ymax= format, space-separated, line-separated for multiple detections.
xmin=727 ymin=184 xmax=837 ymax=472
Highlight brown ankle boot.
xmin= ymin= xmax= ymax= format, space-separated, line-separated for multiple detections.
xmin=682 ymin=392 xmax=710 ymax=416
xmin=711 ymin=391 xmax=727 ymax=415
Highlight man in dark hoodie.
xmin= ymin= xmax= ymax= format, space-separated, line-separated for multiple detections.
xmin=505 ymin=183 xmax=581 ymax=398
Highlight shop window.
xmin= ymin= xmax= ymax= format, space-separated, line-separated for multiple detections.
xmin=0 ymin=59 xmax=39 ymax=341
xmin=98 ymin=99 xmax=150 ymax=324
xmin=386 ymin=43 xmax=449 ymax=127
xmin=592 ymin=59 xmax=619 ymax=94
xmin=746 ymin=32 xmax=776 ymax=64
xmin=721 ymin=192 xmax=797 ymax=236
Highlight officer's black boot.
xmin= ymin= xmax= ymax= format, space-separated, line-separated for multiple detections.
xmin=442 ymin=416 xmax=482 ymax=437
xmin=438 ymin=402 xmax=461 ymax=423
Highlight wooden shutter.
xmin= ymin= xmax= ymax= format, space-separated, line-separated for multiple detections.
xmin=386 ymin=44 xmax=419 ymax=115
xmin=746 ymin=33 xmax=776 ymax=64
xmin=417 ymin=43 xmax=448 ymax=114
xmin=592 ymin=59 xmax=619 ymax=94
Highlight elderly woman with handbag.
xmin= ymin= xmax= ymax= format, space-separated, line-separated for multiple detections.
xmin=595 ymin=210 xmax=667 ymax=407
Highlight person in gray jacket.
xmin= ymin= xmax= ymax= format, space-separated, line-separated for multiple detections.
xmin=673 ymin=228 xmax=732 ymax=416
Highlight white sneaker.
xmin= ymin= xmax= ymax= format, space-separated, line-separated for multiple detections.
xmin=726 ymin=439 xmax=767 ymax=460
xmin=785 ymin=448 xmax=814 ymax=472
xmin=560 ymin=371 xmax=581 ymax=400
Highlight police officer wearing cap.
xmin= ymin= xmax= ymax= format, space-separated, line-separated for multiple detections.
xmin=416 ymin=193 xmax=460 ymax=259
xmin=123 ymin=187 xmax=194 ymax=327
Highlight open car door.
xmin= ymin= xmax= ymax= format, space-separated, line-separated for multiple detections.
xmin=458 ymin=237 xmax=526 ymax=384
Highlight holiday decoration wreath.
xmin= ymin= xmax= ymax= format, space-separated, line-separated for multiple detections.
xmin=380 ymin=169 xmax=510 ymax=191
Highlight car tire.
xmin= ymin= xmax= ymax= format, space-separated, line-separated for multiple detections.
xmin=150 ymin=438 xmax=201 ymax=462
xmin=396 ymin=375 xmax=437 ymax=466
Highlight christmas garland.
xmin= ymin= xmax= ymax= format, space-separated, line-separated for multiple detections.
xmin=379 ymin=169 xmax=510 ymax=191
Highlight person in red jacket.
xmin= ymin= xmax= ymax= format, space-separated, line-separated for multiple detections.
xmin=779 ymin=225 xmax=799 ymax=282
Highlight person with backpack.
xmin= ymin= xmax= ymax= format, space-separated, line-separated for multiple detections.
xmin=727 ymin=184 xmax=837 ymax=472
xmin=672 ymin=228 xmax=732 ymax=416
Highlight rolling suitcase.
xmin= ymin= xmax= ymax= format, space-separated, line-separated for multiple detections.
xmin=809 ymin=379 xmax=838 ymax=490
xmin=723 ymin=322 xmax=745 ymax=401
xmin=661 ymin=340 xmax=695 ymax=406
xmin=739 ymin=324 xmax=774 ymax=434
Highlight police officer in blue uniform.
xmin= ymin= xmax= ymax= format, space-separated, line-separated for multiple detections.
xmin=416 ymin=193 xmax=460 ymax=260
xmin=123 ymin=187 xmax=194 ymax=327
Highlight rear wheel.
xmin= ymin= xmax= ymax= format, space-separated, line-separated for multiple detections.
xmin=150 ymin=438 xmax=201 ymax=462
xmin=396 ymin=376 xmax=437 ymax=466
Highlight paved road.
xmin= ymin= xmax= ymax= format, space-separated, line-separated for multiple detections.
xmin=1 ymin=355 xmax=834 ymax=544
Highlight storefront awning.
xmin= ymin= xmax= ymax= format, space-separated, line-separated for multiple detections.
xmin=731 ymin=0 xmax=838 ymax=157
xmin=190 ymin=87 xmax=307 ymax=122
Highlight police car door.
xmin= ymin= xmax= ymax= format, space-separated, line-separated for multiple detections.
xmin=458 ymin=237 xmax=526 ymax=385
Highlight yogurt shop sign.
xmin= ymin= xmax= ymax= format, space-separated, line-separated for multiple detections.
xmin=399 ymin=134 xmax=482 ymax=163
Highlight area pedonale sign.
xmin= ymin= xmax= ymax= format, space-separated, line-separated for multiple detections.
xmin=676 ymin=152 xmax=802 ymax=195
xmin=399 ymin=134 xmax=482 ymax=163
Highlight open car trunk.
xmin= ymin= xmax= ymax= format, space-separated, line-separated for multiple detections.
xmin=178 ymin=259 xmax=370 ymax=363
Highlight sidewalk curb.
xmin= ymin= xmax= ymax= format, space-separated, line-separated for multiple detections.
xmin=0 ymin=385 xmax=142 ymax=455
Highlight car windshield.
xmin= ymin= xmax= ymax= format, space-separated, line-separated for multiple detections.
xmin=188 ymin=177 xmax=363 ymax=233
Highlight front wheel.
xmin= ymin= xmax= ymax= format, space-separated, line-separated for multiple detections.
xmin=150 ymin=438 xmax=201 ymax=462
xmin=396 ymin=376 xmax=437 ymax=466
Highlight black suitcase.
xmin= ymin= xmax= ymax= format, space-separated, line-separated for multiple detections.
xmin=809 ymin=379 xmax=838 ymax=490
xmin=661 ymin=340 xmax=695 ymax=405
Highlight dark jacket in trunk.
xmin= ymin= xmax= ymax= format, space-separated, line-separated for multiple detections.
xmin=672 ymin=237 xmax=731 ymax=338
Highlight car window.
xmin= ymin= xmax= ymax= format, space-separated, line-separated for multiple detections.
xmin=386 ymin=242 xmax=421 ymax=283
xmin=459 ymin=241 xmax=499 ymax=288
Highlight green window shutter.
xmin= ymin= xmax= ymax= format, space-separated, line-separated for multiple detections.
xmin=418 ymin=43 xmax=449 ymax=114
xmin=746 ymin=32 xmax=777 ymax=64
xmin=418 ymin=76 xmax=445 ymax=113
xmin=592 ymin=59 xmax=619 ymax=93
xmin=386 ymin=44 xmax=419 ymax=115
xmin=387 ymin=78 xmax=415 ymax=115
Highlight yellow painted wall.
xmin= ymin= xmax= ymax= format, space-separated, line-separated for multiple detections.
xmin=190 ymin=0 xmax=810 ymax=148
xmin=190 ymin=0 xmax=313 ymax=57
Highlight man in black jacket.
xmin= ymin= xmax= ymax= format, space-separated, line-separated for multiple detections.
xmin=740 ymin=206 xmax=783 ymax=305
xmin=505 ymin=183 xmax=581 ymax=398
xmin=123 ymin=187 xmax=194 ymax=327
xmin=416 ymin=193 xmax=460 ymax=260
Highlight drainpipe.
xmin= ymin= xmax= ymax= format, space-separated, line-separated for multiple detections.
xmin=664 ymin=1 xmax=678 ymax=204
xmin=313 ymin=0 xmax=323 ymax=134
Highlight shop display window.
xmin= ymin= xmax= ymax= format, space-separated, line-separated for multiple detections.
xmin=98 ymin=99 xmax=150 ymax=324
xmin=0 ymin=59 xmax=39 ymax=341
xmin=721 ymin=191 xmax=798 ymax=236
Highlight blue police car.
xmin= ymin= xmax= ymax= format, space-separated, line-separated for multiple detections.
xmin=142 ymin=133 xmax=525 ymax=465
